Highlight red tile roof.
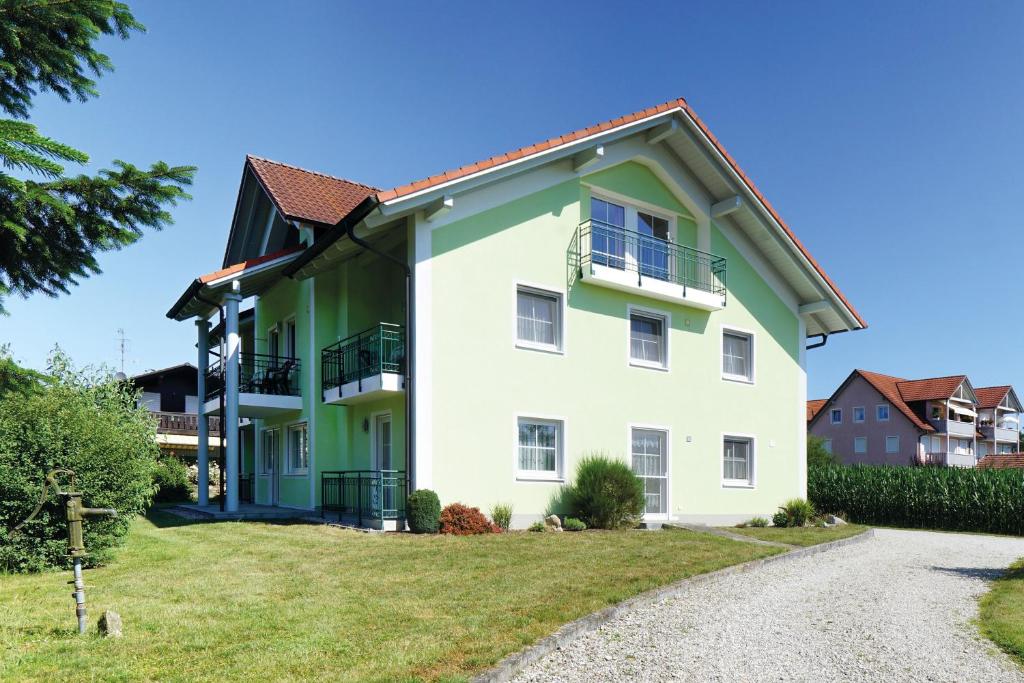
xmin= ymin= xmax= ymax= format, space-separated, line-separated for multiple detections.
xmin=977 ymin=454 xmax=1024 ymax=469
xmin=896 ymin=375 xmax=968 ymax=403
xmin=855 ymin=370 xmax=934 ymax=432
xmin=247 ymin=156 xmax=377 ymax=226
xmin=807 ymin=399 xmax=827 ymax=422
xmin=198 ymin=245 xmax=304 ymax=284
xmin=975 ymin=386 xmax=1012 ymax=409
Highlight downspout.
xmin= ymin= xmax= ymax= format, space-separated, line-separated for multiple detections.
xmin=196 ymin=292 xmax=227 ymax=512
xmin=343 ymin=220 xmax=416 ymax=494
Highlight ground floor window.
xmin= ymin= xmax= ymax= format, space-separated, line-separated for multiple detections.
xmin=517 ymin=417 xmax=563 ymax=480
xmin=998 ymin=443 xmax=1017 ymax=455
xmin=885 ymin=435 xmax=899 ymax=454
xmin=723 ymin=436 xmax=754 ymax=486
xmin=823 ymin=438 xmax=833 ymax=454
xmin=260 ymin=428 xmax=279 ymax=474
xmin=286 ymin=423 xmax=308 ymax=474
xmin=854 ymin=436 xmax=867 ymax=454
xmin=631 ymin=427 xmax=667 ymax=515
xmin=952 ymin=438 xmax=973 ymax=456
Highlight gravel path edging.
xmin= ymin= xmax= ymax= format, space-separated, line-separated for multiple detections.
xmin=471 ymin=528 xmax=875 ymax=683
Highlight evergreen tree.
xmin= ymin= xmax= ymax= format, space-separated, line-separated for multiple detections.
xmin=0 ymin=0 xmax=196 ymax=313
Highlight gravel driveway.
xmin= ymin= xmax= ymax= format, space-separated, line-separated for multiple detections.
xmin=513 ymin=529 xmax=1024 ymax=683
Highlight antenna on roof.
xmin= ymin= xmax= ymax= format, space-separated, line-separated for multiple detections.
xmin=116 ymin=328 xmax=129 ymax=374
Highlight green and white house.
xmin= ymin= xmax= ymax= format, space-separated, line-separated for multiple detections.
xmin=167 ymin=98 xmax=865 ymax=528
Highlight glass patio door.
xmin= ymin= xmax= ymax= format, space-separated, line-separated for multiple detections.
xmin=590 ymin=197 xmax=626 ymax=269
xmin=631 ymin=428 xmax=668 ymax=516
xmin=637 ymin=211 xmax=670 ymax=281
xmin=373 ymin=414 xmax=394 ymax=514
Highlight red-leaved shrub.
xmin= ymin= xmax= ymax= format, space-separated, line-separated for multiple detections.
xmin=439 ymin=503 xmax=500 ymax=535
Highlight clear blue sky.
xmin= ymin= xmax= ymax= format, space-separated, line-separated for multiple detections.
xmin=3 ymin=1 xmax=1022 ymax=399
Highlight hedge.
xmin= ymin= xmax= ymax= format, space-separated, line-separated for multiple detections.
xmin=809 ymin=463 xmax=1024 ymax=535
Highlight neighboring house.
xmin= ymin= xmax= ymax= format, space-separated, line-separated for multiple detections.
xmin=166 ymin=98 xmax=865 ymax=527
xmin=975 ymin=386 xmax=1023 ymax=457
xmin=131 ymin=363 xmax=221 ymax=459
xmin=809 ymin=370 xmax=1021 ymax=467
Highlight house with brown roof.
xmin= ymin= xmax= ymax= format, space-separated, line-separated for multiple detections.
xmin=809 ymin=370 xmax=1021 ymax=467
xmin=164 ymin=98 xmax=866 ymax=526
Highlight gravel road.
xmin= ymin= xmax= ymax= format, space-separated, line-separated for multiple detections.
xmin=513 ymin=529 xmax=1024 ymax=683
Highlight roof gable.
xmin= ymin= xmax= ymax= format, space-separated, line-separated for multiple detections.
xmin=897 ymin=375 xmax=972 ymax=403
xmin=807 ymin=399 xmax=827 ymax=422
xmin=975 ymin=385 xmax=1021 ymax=410
xmin=247 ymin=156 xmax=377 ymax=227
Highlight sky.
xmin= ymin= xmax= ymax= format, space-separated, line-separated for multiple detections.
xmin=2 ymin=0 xmax=1022 ymax=399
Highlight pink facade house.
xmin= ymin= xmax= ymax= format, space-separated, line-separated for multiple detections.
xmin=808 ymin=370 xmax=1020 ymax=467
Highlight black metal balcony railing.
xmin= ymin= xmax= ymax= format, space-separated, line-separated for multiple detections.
xmin=205 ymin=352 xmax=302 ymax=401
xmin=571 ymin=219 xmax=727 ymax=298
xmin=321 ymin=323 xmax=405 ymax=394
xmin=321 ymin=470 xmax=407 ymax=526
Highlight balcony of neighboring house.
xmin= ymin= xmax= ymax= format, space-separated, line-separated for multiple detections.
xmin=978 ymin=413 xmax=1020 ymax=445
xmin=571 ymin=219 xmax=727 ymax=310
xmin=321 ymin=470 xmax=408 ymax=530
xmin=321 ymin=323 xmax=406 ymax=405
xmin=203 ymin=352 xmax=303 ymax=418
xmin=927 ymin=400 xmax=978 ymax=438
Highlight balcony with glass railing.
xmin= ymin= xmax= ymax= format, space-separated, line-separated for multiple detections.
xmin=321 ymin=323 xmax=405 ymax=405
xmin=570 ymin=219 xmax=727 ymax=310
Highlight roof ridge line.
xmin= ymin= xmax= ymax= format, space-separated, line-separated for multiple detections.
xmin=246 ymin=154 xmax=379 ymax=191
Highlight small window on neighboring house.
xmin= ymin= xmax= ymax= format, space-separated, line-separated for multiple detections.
xmin=877 ymin=404 xmax=890 ymax=421
xmin=823 ymin=439 xmax=833 ymax=454
xmin=885 ymin=436 xmax=899 ymax=454
xmin=854 ymin=437 xmax=867 ymax=454
xmin=722 ymin=330 xmax=753 ymax=382
xmin=853 ymin=406 xmax=865 ymax=423
xmin=723 ymin=436 xmax=754 ymax=486
xmin=831 ymin=409 xmax=842 ymax=424
xmin=286 ymin=423 xmax=308 ymax=474
xmin=629 ymin=311 xmax=667 ymax=368
xmin=516 ymin=287 xmax=562 ymax=352
xmin=517 ymin=417 xmax=563 ymax=480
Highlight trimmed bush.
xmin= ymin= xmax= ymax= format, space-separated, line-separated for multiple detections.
xmin=567 ymin=454 xmax=646 ymax=530
xmin=153 ymin=456 xmax=191 ymax=503
xmin=563 ymin=517 xmax=587 ymax=532
xmin=810 ymin=463 xmax=1024 ymax=535
xmin=772 ymin=510 xmax=789 ymax=528
xmin=528 ymin=521 xmax=546 ymax=532
xmin=0 ymin=351 xmax=159 ymax=572
xmin=748 ymin=516 xmax=769 ymax=528
xmin=490 ymin=503 xmax=513 ymax=531
xmin=775 ymin=498 xmax=815 ymax=528
xmin=439 ymin=503 xmax=499 ymax=535
xmin=406 ymin=489 xmax=441 ymax=534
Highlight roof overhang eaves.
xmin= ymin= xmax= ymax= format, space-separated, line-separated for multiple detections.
xmin=166 ymin=251 xmax=302 ymax=321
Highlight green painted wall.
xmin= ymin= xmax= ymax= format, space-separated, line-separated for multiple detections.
xmin=428 ymin=162 xmax=801 ymax=522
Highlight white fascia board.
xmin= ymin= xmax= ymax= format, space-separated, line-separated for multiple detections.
xmin=675 ymin=111 xmax=863 ymax=331
xmin=376 ymin=109 xmax=682 ymax=213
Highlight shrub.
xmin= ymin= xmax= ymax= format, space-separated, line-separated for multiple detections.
xmin=566 ymin=454 xmax=645 ymax=530
xmin=563 ymin=517 xmax=587 ymax=531
xmin=439 ymin=503 xmax=499 ymax=535
xmin=153 ymin=456 xmax=191 ymax=503
xmin=0 ymin=351 xmax=159 ymax=572
xmin=772 ymin=510 xmax=789 ymax=528
xmin=809 ymin=463 xmax=1024 ymax=535
xmin=807 ymin=435 xmax=837 ymax=468
xmin=528 ymin=521 xmax=546 ymax=532
xmin=490 ymin=502 xmax=513 ymax=531
xmin=748 ymin=516 xmax=770 ymax=528
xmin=406 ymin=489 xmax=441 ymax=534
xmin=775 ymin=498 xmax=815 ymax=528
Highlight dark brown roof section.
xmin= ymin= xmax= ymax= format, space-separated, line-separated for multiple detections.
xmin=977 ymin=454 xmax=1024 ymax=469
xmin=247 ymin=155 xmax=378 ymax=227
xmin=896 ymin=375 xmax=968 ymax=403
xmin=975 ymin=386 xmax=1013 ymax=409
xmin=807 ymin=399 xmax=827 ymax=422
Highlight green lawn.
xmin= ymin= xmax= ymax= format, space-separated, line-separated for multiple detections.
xmin=980 ymin=558 xmax=1024 ymax=665
xmin=727 ymin=524 xmax=869 ymax=546
xmin=0 ymin=512 xmax=782 ymax=682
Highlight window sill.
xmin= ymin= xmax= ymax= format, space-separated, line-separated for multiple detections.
xmin=630 ymin=361 xmax=669 ymax=372
xmin=515 ymin=474 xmax=565 ymax=483
xmin=515 ymin=342 xmax=564 ymax=356
xmin=721 ymin=481 xmax=755 ymax=489
xmin=722 ymin=374 xmax=754 ymax=385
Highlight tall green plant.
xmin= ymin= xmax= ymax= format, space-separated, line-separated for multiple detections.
xmin=0 ymin=350 xmax=159 ymax=572
xmin=809 ymin=463 xmax=1024 ymax=535
xmin=567 ymin=454 xmax=646 ymax=530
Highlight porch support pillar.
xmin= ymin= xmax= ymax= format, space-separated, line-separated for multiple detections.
xmin=195 ymin=318 xmax=211 ymax=506
xmin=224 ymin=283 xmax=242 ymax=513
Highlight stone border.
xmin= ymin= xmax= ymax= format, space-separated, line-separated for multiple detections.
xmin=472 ymin=527 xmax=875 ymax=683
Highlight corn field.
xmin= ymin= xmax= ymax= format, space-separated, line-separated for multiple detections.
xmin=809 ymin=464 xmax=1024 ymax=535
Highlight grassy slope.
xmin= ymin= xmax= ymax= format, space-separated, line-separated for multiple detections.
xmin=728 ymin=524 xmax=869 ymax=547
xmin=980 ymin=558 xmax=1024 ymax=665
xmin=0 ymin=513 xmax=780 ymax=682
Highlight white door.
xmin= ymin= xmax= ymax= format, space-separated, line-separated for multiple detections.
xmin=261 ymin=429 xmax=280 ymax=506
xmin=631 ymin=428 xmax=668 ymax=516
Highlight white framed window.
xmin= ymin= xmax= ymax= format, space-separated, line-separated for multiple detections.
xmin=628 ymin=308 xmax=668 ymax=369
xmin=885 ymin=436 xmax=899 ymax=454
xmin=721 ymin=328 xmax=754 ymax=383
xmin=284 ymin=317 xmax=297 ymax=359
xmin=854 ymin=437 xmax=867 ymax=454
xmin=830 ymin=408 xmax=842 ymax=424
xmin=853 ymin=406 xmax=865 ymax=423
xmin=260 ymin=428 xmax=279 ymax=475
xmin=823 ymin=438 xmax=833 ymax=454
xmin=876 ymin=404 xmax=890 ymax=421
xmin=952 ymin=438 xmax=973 ymax=456
xmin=722 ymin=435 xmax=755 ymax=487
xmin=515 ymin=285 xmax=563 ymax=352
xmin=286 ymin=423 xmax=308 ymax=475
xmin=630 ymin=427 xmax=668 ymax=515
xmin=516 ymin=417 xmax=564 ymax=480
